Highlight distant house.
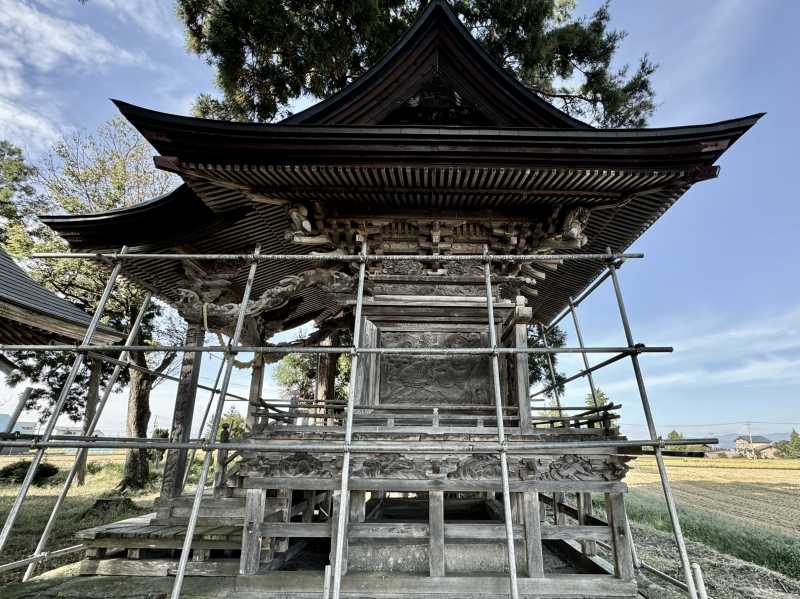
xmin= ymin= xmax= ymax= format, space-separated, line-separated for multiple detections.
xmin=704 ymin=446 xmax=737 ymax=458
xmin=0 ymin=416 xmax=38 ymax=454
xmin=735 ymin=435 xmax=777 ymax=459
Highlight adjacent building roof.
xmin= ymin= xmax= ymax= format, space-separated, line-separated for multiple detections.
xmin=736 ymin=435 xmax=772 ymax=444
xmin=0 ymin=249 xmax=121 ymax=346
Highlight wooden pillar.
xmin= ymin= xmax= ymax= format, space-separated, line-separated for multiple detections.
xmin=161 ymin=322 xmax=205 ymax=499
xmin=329 ymin=490 xmax=348 ymax=575
xmin=605 ymin=493 xmax=635 ymax=580
xmin=246 ymin=354 xmax=265 ymax=431
xmin=317 ymin=336 xmax=338 ymax=425
xmin=577 ymin=492 xmax=596 ymax=556
xmin=522 ymin=492 xmax=544 ymax=577
xmin=513 ymin=297 xmax=533 ymax=432
xmin=275 ymin=488 xmax=292 ymax=553
xmin=240 ymin=488 xmax=266 ymax=575
xmin=429 ymin=490 xmax=445 ymax=577
xmin=303 ymin=490 xmax=316 ymax=523
xmin=552 ymin=492 xmax=566 ymax=525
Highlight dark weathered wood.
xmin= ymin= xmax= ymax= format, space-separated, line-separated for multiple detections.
xmin=577 ymin=492 xmax=597 ymax=556
xmin=606 ymin=492 xmax=635 ymax=581
xmin=240 ymin=488 xmax=266 ymax=575
xmin=329 ymin=490 xmax=347 ymax=575
xmin=161 ymin=322 xmax=204 ymax=499
xmin=522 ymin=492 xmax=544 ymax=577
xmin=428 ymin=490 xmax=445 ymax=577
xmin=246 ymin=355 xmax=265 ymax=431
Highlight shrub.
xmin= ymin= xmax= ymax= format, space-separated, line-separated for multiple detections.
xmin=0 ymin=460 xmax=59 ymax=485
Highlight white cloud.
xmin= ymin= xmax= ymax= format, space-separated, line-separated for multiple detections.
xmin=92 ymin=0 xmax=185 ymax=45
xmin=0 ymin=0 xmax=144 ymax=153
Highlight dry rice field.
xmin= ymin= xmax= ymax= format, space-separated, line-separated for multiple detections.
xmin=626 ymin=456 xmax=800 ymax=537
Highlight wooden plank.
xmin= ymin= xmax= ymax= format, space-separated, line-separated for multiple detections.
xmin=260 ymin=522 xmax=331 ymax=538
xmin=606 ymin=492 xmax=635 ymax=581
xmin=240 ymin=488 xmax=266 ymax=576
xmin=522 ymin=492 xmax=544 ymax=577
xmin=428 ymin=490 xmax=445 ymax=577
xmin=235 ymin=571 xmax=638 ymax=597
xmin=349 ymin=490 xmax=366 ymax=524
xmin=242 ymin=476 xmax=626 ymax=494
xmin=577 ymin=492 xmax=597 ymax=556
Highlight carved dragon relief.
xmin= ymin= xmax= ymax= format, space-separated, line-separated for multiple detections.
xmin=175 ymin=266 xmax=356 ymax=332
xmin=238 ymin=449 xmax=629 ymax=482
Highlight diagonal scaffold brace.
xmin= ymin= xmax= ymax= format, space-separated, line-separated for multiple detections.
xmin=0 ymin=246 xmax=129 ymax=556
xmin=606 ymin=249 xmax=699 ymax=599
xmin=22 ymin=291 xmax=153 ymax=581
xmin=169 ymin=244 xmax=261 ymax=599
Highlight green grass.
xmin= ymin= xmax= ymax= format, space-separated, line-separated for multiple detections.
xmin=624 ymin=488 xmax=800 ymax=580
xmin=0 ymin=463 xmax=156 ymax=585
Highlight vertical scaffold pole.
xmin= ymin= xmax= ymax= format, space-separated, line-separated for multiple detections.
xmin=2 ymin=388 xmax=32 ymax=436
xmin=170 ymin=245 xmax=261 ymax=599
xmin=0 ymin=246 xmax=128 ymax=555
xmin=181 ymin=356 xmax=227 ymax=491
xmin=568 ymin=297 xmax=599 ymax=407
xmin=538 ymin=324 xmax=562 ymax=411
xmin=23 ymin=292 xmax=152 ymax=581
xmin=331 ymin=239 xmax=367 ymax=599
xmin=483 ymin=248 xmax=520 ymax=599
xmin=607 ymin=254 xmax=698 ymax=599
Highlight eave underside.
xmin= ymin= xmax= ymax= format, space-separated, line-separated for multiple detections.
xmin=43 ymin=164 xmax=700 ymax=328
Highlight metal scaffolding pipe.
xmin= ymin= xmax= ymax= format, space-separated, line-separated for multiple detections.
xmin=32 ymin=251 xmax=644 ymax=263
xmin=0 ymin=246 xmax=128 ymax=556
xmin=86 ymin=350 xmax=251 ymax=403
xmin=170 ymin=246 xmax=261 ymax=599
xmin=539 ymin=323 xmax=563 ymax=411
xmin=0 ymin=344 xmax=674 ymax=355
xmin=23 ymin=292 xmax=152 ymax=581
xmin=569 ymin=297 xmax=600 ymax=407
xmin=608 ymin=256 xmax=698 ymax=599
xmin=483 ymin=248 xmax=519 ymax=599
xmin=331 ymin=240 xmax=368 ymax=599
xmin=181 ymin=355 xmax=228 ymax=491
xmin=530 ymin=352 xmax=628 ymax=399
xmin=0 ymin=436 xmax=718 ymax=454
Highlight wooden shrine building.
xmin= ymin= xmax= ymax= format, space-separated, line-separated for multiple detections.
xmin=21 ymin=1 xmax=759 ymax=597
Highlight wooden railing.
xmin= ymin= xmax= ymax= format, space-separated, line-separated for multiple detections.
xmin=253 ymin=398 xmax=619 ymax=434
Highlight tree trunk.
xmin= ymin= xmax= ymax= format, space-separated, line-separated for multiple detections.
xmin=118 ymin=350 xmax=154 ymax=491
xmin=76 ymin=358 xmax=102 ymax=486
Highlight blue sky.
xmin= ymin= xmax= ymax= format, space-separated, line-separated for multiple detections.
xmin=0 ymin=1 xmax=797 ymax=442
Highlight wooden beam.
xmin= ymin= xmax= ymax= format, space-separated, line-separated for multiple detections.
xmin=522 ymin=492 xmax=544 ymax=577
xmin=429 ymin=491 xmax=445 ymax=577
xmin=605 ymin=493 xmax=635 ymax=581
xmin=240 ymin=489 xmax=266 ymax=575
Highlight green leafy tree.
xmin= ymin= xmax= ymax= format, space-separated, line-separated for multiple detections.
xmin=527 ymin=324 xmax=567 ymax=400
xmin=774 ymin=430 xmax=800 ymax=459
xmin=2 ymin=119 xmax=182 ymax=490
xmin=0 ymin=141 xmax=37 ymax=247
xmin=207 ymin=406 xmax=247 ymax=440
xmin=585 ymin=387 xmax=609 ymax=408
xmin=177 ymin=0 xmax=656 ymax=127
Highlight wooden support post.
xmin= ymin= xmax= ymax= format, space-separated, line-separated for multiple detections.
xmin=429 ymin=490 xmax=445 ymax=577
xmin=552 ymin=492 xmax=566 ymax=525
xmin=303 ymin=490 xmax=316 ymax=523
xmin=329 ymin=490 xmax=348 ymax=575
xmin=349 ymin=491 xmax=366 ymax=524
xmin=246 ymin=354 xmax=264 ymax=431
xmin=275 ymin=488 xmax=292 ymax=553
xmin=522 ymin=492 xmax=544 ymax=578
xmin=317 ymin=336 xmax=338 ymax=426
xmin=161 ymin=322 xmax=205 ymax=499
xmin=577 ymin=492 xmax=597 ymax=556
xmin=240 ymin=488 xmax=266 ymax=575
xmin=605 ymin=493 xmax=635 ymax=581
xmin=513 ymin=297 xmax=533 ymax=431
xmin=511 ymin=492 xmax=524 ymax=524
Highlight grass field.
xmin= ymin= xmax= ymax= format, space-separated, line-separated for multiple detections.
xmin=625 ymin=456 xmax=800 ymax=584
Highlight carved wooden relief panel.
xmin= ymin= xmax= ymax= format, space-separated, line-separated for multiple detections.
xmin=379 ymin=330 xmax=491 ymax=405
